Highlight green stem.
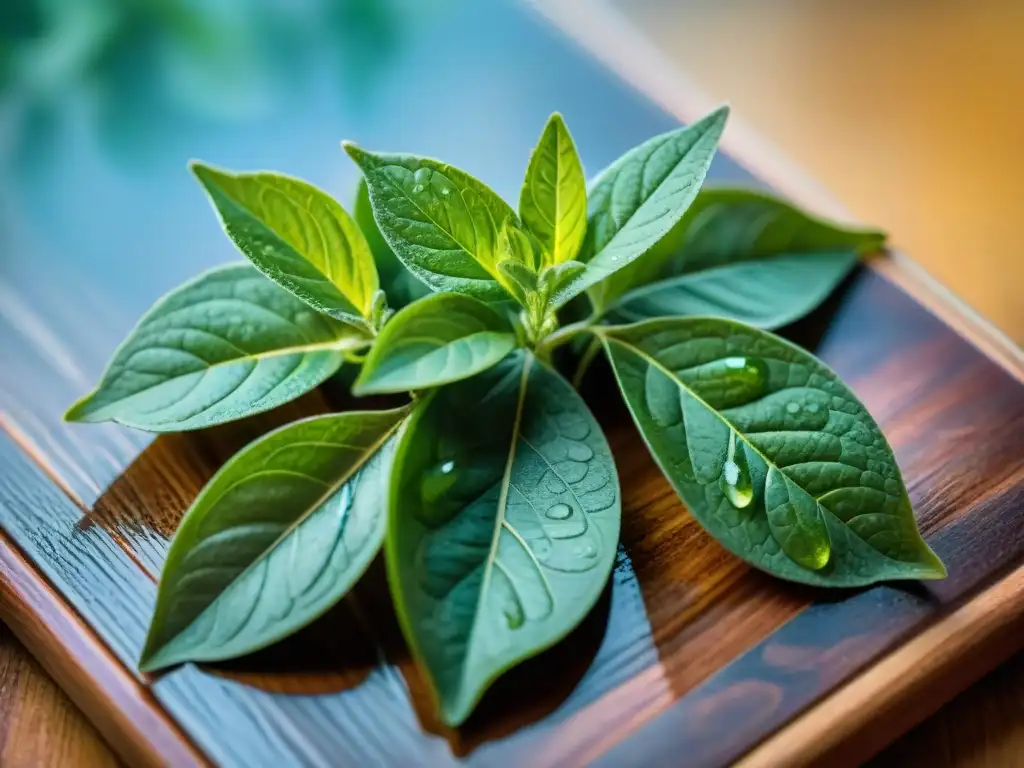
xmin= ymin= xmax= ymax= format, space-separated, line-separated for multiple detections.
xmin=571 ymin=336 xmax=604 ymax=389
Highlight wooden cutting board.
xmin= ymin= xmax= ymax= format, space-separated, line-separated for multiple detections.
xmin=1 ymin=2 xmax=1021 ymax=766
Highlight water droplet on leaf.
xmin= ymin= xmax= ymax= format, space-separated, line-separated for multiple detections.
xmin=719 ymin=432 xmax=754 ymax=508
xmin=567 ymin=443 xmax=593 ymax=462
xmin=574 ymin=542 xmax=597 ymax=559
xmin=786 ymin=402 xmax=800 ymax=414
xmin=546 ymin=503 xmax=573 ymax=520
xmin=420 ymin=459 xmax=458 ymax=505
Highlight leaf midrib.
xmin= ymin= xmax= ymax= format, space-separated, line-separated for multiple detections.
xmin=602 ymin=333 xmax=825 ymax=503
xmin=461 ymin=354 xmax=532 ymax=696
xmin=212 ymin=174 xmax=360 ymax=306
xmin=148 ymin=414 xmax=405 ymax=664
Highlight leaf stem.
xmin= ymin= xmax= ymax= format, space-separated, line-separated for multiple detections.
xmin=535 ymin=317 xmax=594 ymax=361
xmin=571 ymin=336 xmax=604 ymax=389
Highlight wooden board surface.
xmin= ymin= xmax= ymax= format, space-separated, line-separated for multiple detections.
xmin=1 ymin=1 xmax=1021 ymax=765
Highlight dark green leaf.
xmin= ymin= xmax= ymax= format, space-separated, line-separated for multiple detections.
xmin=519 ymin=113 xmax=587 ymax=267
xmin=139 ymin=407 xmax=408 ymax=671
xmin=601 ymin=317 xmax=945 ymax=586
xmin=559 ymin=106 xmax=728 ymax=309
xmin=387 ymin=351 xmax=620 ymax=725
xmin=65 ymin=264 xmax=367 ymax=432
xmin=595 ymin=186 xmax=885 ymax=311
xmin=192 ymin=163 xmax=379 ymax=324
xmin=343 ymin=143 xmax=516 ymax=301
xmin=353 ymin=293 xmax=516 ymax=395
xmin=609 ymin=251 xmax=857 ymax=328
xmin=354 ymin=178 xmax=430 ymax=309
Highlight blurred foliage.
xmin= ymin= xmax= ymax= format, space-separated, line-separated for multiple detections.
xmin=0 ymin=0 xmax=445 ymax=169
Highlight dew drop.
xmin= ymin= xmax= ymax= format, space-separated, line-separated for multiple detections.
xmin=413 ymin=184 xmax=425 ymax=194
xmin=574 ymin=542 xmax=597 ymax=559
xmin=719 ymin=432 xmax=754 ymax=509
xmin=546 ymin=503 xmax=573 ymax=520
xmin=567 ymin=443 xmax=593 ymax=462
xmin=786 ymin=402 xmax=800 ymax=414
xmin=610 ymin=256 xmax=619 ymax=262
xmin=545 ymin=476 xmax=567 ymax=494
xmin=441 ymin=187 xmax=451 ymax=196
xmin=420 ymin=459 xmax=457 ymax=505
xmin=807 ymin=403 xmax=820 ymax=414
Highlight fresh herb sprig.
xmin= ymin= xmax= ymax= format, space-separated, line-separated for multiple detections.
xmin=66 ymin=108 xmax=945 ymax=726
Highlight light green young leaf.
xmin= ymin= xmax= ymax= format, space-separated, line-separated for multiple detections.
xmin=594 ymin=186 xmax=886 ymax=311
xmin=539 ymin=260 xmax=586 ymax=297
xmin=353 ymin=293 xmax=516 ymax=395
xmin=500 ymin=220 xmax=542 ymax=272
xmin=354 ymin=178 xmax=430 ymax=309
xmin=558 ymin=106 xmax=728 ymax=310
xmin=139 ymin=408 xmax=407 ymax=671
xmin=601 ymin=317 xmax=945 ymax=586
xmin=65 ymin=263 xmax=367 ymax=432
xmin=497 ymin=259 xmax=538 ymax=306
xmin=609 ymin=251 xmax=858 ymax=328
xmin=519 ymin=113 xmax=587 ymax=267
xmin=343 ymin=143 xmax=516 ymax=301
xmin=192 ymin=163 xmax=379 ymax=324
xmin=387 ymin=350 xmax=620 ymax=726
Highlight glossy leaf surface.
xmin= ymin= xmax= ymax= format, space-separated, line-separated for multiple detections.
xmin=596 ymin=186 xmax=885 ymax=311
xmin=602 ymin=317 xmax=945 ymax=586
xmin=140 ymin=408 xmax=407 ymax=671
xmin=609 ymin=251 xmax=858 ymax=328
xmin=387 ymin=351 xmax=620 ymax=725
xmin=519 ymin=113 xmax=587 ymax=267
xmin=344 ymin=144 xmax=516 ymax=301
xmin=193 ymin=164 xmax=379 ymax=323
xmin=354 ymin=178 xmax=430 ymax=309
xmin=65 ymin=264 xmax=365 ymax=432
xmin=565 ymin=106 xmax=728 ymax=309
xmin=354 ymin=293 xmax=516 ymax=395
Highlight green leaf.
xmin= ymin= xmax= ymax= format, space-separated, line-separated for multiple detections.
xmin=343 ymin=143 xmax=516 ymax=301
xmin=192 ymin=163 xmax=379 ymax=324
xmin=609 ymin=251 xmax=858 ymax=328
xmin=601 ymin=317 xmax=945 ymax=586
xmin=519 ymin=113 xmax=587 ymax=267
xmin=497 ymin=259 xmax=538 ymax=306
xmin=353 ymin=293 xmax=517 ymax=395
xmin=139 ymin=408 xmax=407 ymax=671
xmin=65 ymin=263 xmax=367 ymax=432
xmin=539 ymin=260 xmax=586 ymax=297
xmin=354 ymin=178 xmax=430 ymax=309
xmin=500 ymin=220 xmax=542 ymax=272
xmin=558 ymin=106 xmax=728 ymax=309
xmin=387 ymin=350 xmax=620 ymax=725
xmin=595 ymin=186 xmax=886 ymax=311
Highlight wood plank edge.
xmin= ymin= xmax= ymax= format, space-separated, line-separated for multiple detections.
xmin=524 ymin=0 xmax=1023 ymax=384
xmin=735 ymin=565 xmax=1024 ymax=767
xmin=0 ymin=529 xmax=209 ymax=768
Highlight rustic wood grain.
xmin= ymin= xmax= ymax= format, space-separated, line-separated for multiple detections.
xmin=0 ymin=2 xmax=1022 ymax=765
xmin=0 ymin=626 xmax=118 ymax=768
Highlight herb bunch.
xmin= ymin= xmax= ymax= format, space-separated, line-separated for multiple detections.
xmin=66 ymin=107 xmax=945 ymax=726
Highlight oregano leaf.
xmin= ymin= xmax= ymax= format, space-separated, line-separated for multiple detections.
xmin=65 ymin=263 xmax=368 ymax=432
xmin=386 ymin=350 xmax=620 ymax=725
xmin=343 ymin=143 xmax=515 ymax=301
xmin=601 ymin=317 xmax=945 ymax=586
xmin=596 ymin=186 xmax=886 ymax=312
xmin=519 ymin=113 xmax=587 ymax=267
xmin=608 ymin=251 xmax=858 ymax=328
xmin=557 ymin=106 xmax=728 ymax=309
xmin=192 ymin=163 xmax=379 ymax=324
xmin=353 ymin=293 xmax=516 ymax=395
xmin=139 ymin=407 xmax=408 ymax=671
xmin=354 ymin=178 xmax=430 ymax=309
